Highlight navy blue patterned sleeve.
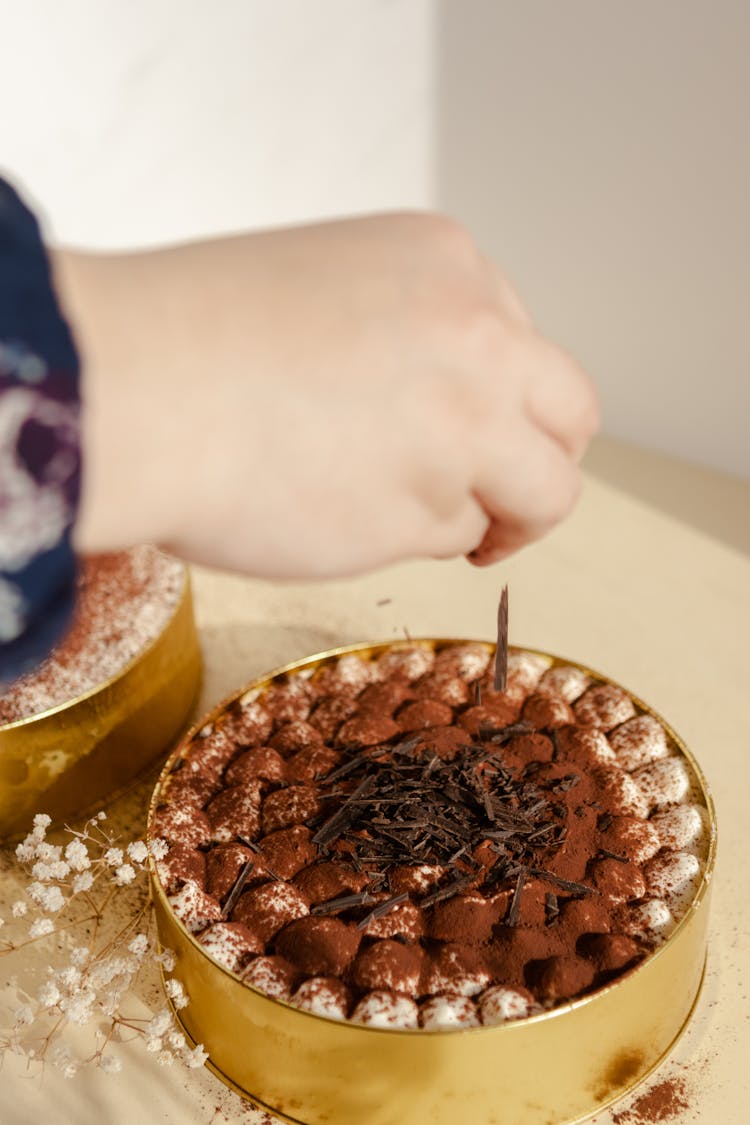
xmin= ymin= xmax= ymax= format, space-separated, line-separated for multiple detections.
xmin=0 ymin=177 xmax=81 ymax=686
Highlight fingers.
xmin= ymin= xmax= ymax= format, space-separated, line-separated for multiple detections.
xmin=481 ymin=258 xmax=599 ymax=462
xmin=520 ymin=334 xmax=600 ymax=462
xmin=467 ymin=422 xmax=583 ymax=566
xmin=427 ymin=494 xmax=490 ymax=561
xmin=482 ymin=257 xmax=534 ymax=328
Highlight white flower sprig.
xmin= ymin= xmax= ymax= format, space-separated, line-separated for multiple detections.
xmin=0 ymin=812 xmax=208 ymax=1077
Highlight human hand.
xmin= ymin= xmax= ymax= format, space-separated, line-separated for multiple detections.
xmin=55 ymin=213 xmax=598 ymax=578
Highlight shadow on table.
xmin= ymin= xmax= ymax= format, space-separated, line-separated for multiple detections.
xmin=583 ymin=437 xmax=750 ymax=559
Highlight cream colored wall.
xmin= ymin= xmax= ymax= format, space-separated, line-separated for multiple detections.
xmin=3 ymin=1 xmax=746 ymax=476
xmin=0 ymin=0 xmax=435 ymax=247
xmin=437 ymin=1 xmax=750 ymax=478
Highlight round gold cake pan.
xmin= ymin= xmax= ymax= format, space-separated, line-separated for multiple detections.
xmin=148 ymin=640 xmax=716 ymax=1125
xmin=0 ymin=568 xmax=202 ymax=841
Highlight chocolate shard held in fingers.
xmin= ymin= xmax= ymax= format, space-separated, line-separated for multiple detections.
xmin=494 ymin=585 xmax=509 ymax=692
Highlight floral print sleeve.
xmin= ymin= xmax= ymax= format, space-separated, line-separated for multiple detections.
xmin=0 ymin=177 xmax=81 ymax=686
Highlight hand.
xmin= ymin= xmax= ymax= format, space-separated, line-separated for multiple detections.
xmin=54 ymin=213 xmax=599 ymax=578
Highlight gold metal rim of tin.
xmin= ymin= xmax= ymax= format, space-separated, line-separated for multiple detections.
xmin=148 ymin=639 xmax=717 ymax=1125
xmin=0 ymin=566 xmax=202 ymax=840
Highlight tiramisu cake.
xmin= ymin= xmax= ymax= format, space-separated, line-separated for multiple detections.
xmin=153 ymin=642 xmax=708 ymax=1031
xmin=0 ymin=545 xmax=185 ymax=723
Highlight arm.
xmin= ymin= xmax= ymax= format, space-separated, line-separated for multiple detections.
xmin=53 ymin=213 xmax=599 ymax=580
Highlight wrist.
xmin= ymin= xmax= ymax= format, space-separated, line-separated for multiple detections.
xmin=51 ymin=249 xmax=186 ymax=554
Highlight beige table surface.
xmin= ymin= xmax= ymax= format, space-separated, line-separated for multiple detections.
xmin=2 ymin=435 xmax=749 ymax=1124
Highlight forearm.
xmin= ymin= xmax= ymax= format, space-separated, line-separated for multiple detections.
xmin=50 ymin=214 xmax=598 ymax=579
xmin=52 ymin=245 xmax=208 ymax=554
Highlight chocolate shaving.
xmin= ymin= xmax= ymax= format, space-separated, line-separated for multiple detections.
xmin=597 ymin=849 xmax=631 ymax=864
xmin=356 ymin=892 xmax=409 ymax=930
xmin=322 ymin=753 xmax=371 ymax=784
xmin=494 ymin=585 xmax=509 ymax=692
xmin=221 ymin=858 xmax=255 ymax=919
xmin=548 ymin=774 xmax=580 ymax=794
xmin=488 ymin=721 xmax=533 ymax=746
xmin=311 ymin=892 xmax=377 ymax=916
xmin=530 ymin=868 xmax=596 ymax=896
xmin=545 ymin=892 xmax=559 ymax=923
xmin=237 ymin=837 xmax=283 ymax=881
xmin=418 ymin=874 xmax=473 ymax=908
xmin=506 ymin=867 xmax=526 ymax=927
xmin=305 ymin=705 xmax=568 ymax=901
xmin=311 ymin=774 xmax=376 ymax=846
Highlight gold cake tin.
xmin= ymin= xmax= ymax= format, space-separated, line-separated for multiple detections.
xmin=0 ymin=568 xmax=202 ymax=840
xmin=148 ymin=640 xmax=716 ymax=1125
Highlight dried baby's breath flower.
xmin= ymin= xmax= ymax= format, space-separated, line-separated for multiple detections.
xmin=184 ymin=1044 xmax=208 ymax=1069
xmin=154 ymin=948 xmax=176 ymax=972
xmin=37 ymin=981 xmax=61 ymax=1008
xmin=148 ymin=838 xmax=169 ymax=861
xmin=72 ymin=871 xmax=94 ymax=894
xmin=165 ymin=978 xmax=189 ymax=1011
xmin=38 ymin=885 xmax=65 ymax=913
xmin=114 ymin=864 xmax=136 ymax=886
xmin=26 ymin=881 xmax=45 ymax=905
xmin=60 ymin=989 xmax=96 ymax=1025
xmin=126 ymin=841 xmax=148 ymax=864
xmin=100 ymin=990 xmax=121 ymax=1018
xmin=146 ymin=1009 xmax=172 ymax=1038
xmin=64 ymin=840 xmax=91 ymax=871
xmin=1 ymin=809 xmax=208 ymax=1082
xmin=128 ymin=934 xmax=149 ymax=957
xmin=29 ymin=918 xmax=54 ymax=938
xmin=57 ymin=966 xmax=82 ymax=991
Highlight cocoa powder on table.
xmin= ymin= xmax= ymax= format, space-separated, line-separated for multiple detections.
xmin=611 ymin=1076 xmax=690 ymax=1123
